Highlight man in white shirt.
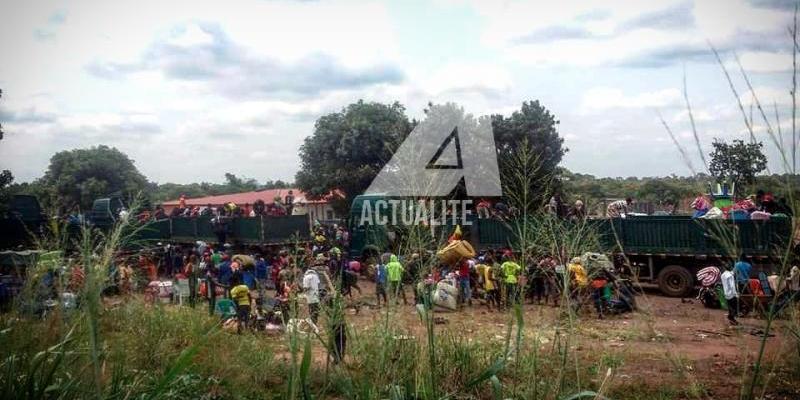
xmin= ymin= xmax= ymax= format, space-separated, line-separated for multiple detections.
xmin=720 ymin=268 xmax=739 ymax=325
xmin=302 ymin=268 xmax=321 ymax=324
xmin=789 ymin=265 xmax=800 ymax=292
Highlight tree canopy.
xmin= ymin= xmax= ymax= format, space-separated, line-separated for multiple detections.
xmin=492 ymin=101 xmax=566 ymax=201
xmin=295 ymin=100 xmax=413 ymax=212
xmin=708 ymin=139 xmax=767 ymax=190
xmin=41 ymin=145 xmax=149 ymax=212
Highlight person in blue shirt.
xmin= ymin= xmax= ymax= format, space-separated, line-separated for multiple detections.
xmin=218 ymin=255 xmax=232 ymax=289
xmin=734 ymin=256 xmax=753 ymax=295
xmin=255 ymin=255 xmax=269 ymax=281
xmin=375 ymin=262 xmax=388 ymax=307
xmin=241 ymin=268 xmax=257 ymax=290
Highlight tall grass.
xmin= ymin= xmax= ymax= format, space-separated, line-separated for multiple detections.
xmin=657 ymin=12 xmax=800 ymax=398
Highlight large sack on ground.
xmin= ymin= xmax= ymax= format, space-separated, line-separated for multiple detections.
xmin=436 ymin=278 xmax=459 ymax=297
xmin=433 ymin=287 xmax=457 ymax=310
xmin=437 ymin=240 xmax=475 ymax=266
xmin=232 ymin=254 xmax=256 ymax=269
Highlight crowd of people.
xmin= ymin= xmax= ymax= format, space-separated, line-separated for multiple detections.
xmin=117 ymin=222 xmax=640 ymax=342
xmin=88 ymin=189 xmax=800 ymax=366
xmin=700 ymin=255 xmax=800 ymax=326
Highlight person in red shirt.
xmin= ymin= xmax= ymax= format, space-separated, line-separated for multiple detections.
xmin=458 ymin=258 xmax=473 ymax=307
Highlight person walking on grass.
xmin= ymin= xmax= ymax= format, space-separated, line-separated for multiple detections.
xmin=375 ymin=261 xmax=388 ymax=306
xmin=386 ymin=254 xmax=407 ymax=305
xmin=230 ymin=276 xmax=251 ymax=332
xmin=302 ymin=266 xmax=321 ymax=324
xmin=501 ymin=255 xmax=522 ymax=308
xmin=721 ymin=267 xmax=739 ymax=325
xmin=183 ymin=254 xmax=199 ymax=308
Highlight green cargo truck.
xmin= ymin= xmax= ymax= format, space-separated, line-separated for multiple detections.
xmin=0 ymin=195 xmax=47 ymax=249
xmin=601 ymin=216 xmax=791 ymax=296
xmin=348 ymin=195 xmax=793 ymax=296
xmin=474 ymin=216 xmax=792 ymax=296
xmin=89 ymin=197 xmax=311 ymax=246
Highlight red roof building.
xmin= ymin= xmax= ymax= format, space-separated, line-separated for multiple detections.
xmin=162 ymin=188 xmax=340 ymax=222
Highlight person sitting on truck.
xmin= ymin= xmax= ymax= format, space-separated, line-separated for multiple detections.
xmin=477 ymin=199 xmax=492 ymax=219
xmin=568 ymin=200 xmax=586 ymax=221
xmin=690 ymin=195 xmax=710 ymax=218
xmin=606 ymin=198 xmax=632 ymax=218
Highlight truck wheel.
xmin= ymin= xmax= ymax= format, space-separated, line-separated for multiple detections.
xmin=657 ymin=265 xmax=693 ymax=297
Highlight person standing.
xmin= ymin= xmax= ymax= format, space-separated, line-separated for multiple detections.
xmin=501 ymin=256 xmax=522 ymax=307
xmin=205 ymin=263 xmax=219 ymax=316
xmin=458 ymin=258 xmax=473 ymax=307
xmin=734 ymin=256 xmax=753 ymax=295
xmin=230 ymin=276 xmax=252 ymax=332
xmin=386 ymin=255 xmax=407 ymax=305
xmin=375 ymin=261 xmax=388 ymax=306
xmin=721 ymin=267 xmax=739 ymax=325
xmin=183 ymin=254 xmax=199 ymax=308
xmin=302 ymin=267 xmax=321 ymax=324
xmin=476 ymin=259 xmax=498 ymax=310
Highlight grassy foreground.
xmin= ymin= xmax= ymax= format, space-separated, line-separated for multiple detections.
xmin=2 ymin=289 xmax=799 ymax=400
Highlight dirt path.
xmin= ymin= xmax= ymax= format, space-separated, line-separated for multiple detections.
xmin=311 ymin=281 xmax=799 ymax=399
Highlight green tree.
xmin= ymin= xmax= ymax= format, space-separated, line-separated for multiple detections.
xmin=708 ymin=139 xmax=767 ymax=190
xmin=41 ymin=145 xmax=149 ymax=212
xmin=492 ymin=101 xmax=567 ymax=203
xmin=296 ymin=100 xmax=413 ymax=213
xmin=262 ymin=179 xmax=291 ymax=189
xmin=223 ymin=172 xmax=259 ymax=193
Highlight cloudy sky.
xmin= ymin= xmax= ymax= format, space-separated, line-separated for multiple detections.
xmin=0 ymin=0 xmax=797 ymax=184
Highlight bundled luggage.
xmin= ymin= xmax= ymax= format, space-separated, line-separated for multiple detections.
xmin=436 ymin=240 xmax=475 ymax=266
xmin=433 ymin=278 xmax=458 ymax=310
xmin=580 ymin=252 xmax=613 ymax=274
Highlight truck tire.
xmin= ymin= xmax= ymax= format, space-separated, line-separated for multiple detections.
xmin=657 ymin=265 xmax=693 ymax=297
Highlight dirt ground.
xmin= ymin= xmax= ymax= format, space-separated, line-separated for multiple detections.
xmin=297 ymin=280 xmax=800 ymax=399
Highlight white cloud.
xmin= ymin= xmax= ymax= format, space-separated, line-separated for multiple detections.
xmin=739 ymin=86 xmax=792 ymax=106
xmin=736 ymin=51 xmax=794 ymax=72
xmin=580 ymin=87 xmax=682 ymax=111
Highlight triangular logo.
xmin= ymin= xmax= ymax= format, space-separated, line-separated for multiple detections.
xmin=426 ymin=127 xmax=462 ymax=169
xmin=365 ymin=103 xmax=502 ymax=197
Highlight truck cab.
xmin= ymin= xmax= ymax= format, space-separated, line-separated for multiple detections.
xmin=347 ymin=194 xmax=390 ymax=258
xmin=89 ymin=196 xmax=126 ymax=228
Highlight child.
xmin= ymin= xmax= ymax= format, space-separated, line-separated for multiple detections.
xmin=375 ymin=262 xmax=388 ymax=306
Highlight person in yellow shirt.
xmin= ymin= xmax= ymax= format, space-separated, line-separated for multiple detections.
xmin=568 ymin=257 xmax=588 ymax=287
xmin=500 ymin=255 xmax=522 ymax=307
xmin=229 ymin=276 xmax=251 ymax=332
xmin=567 ymin=257 xmax=588 ymax=311
xmin=476 ymin=260 xmax=498 ymax=310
